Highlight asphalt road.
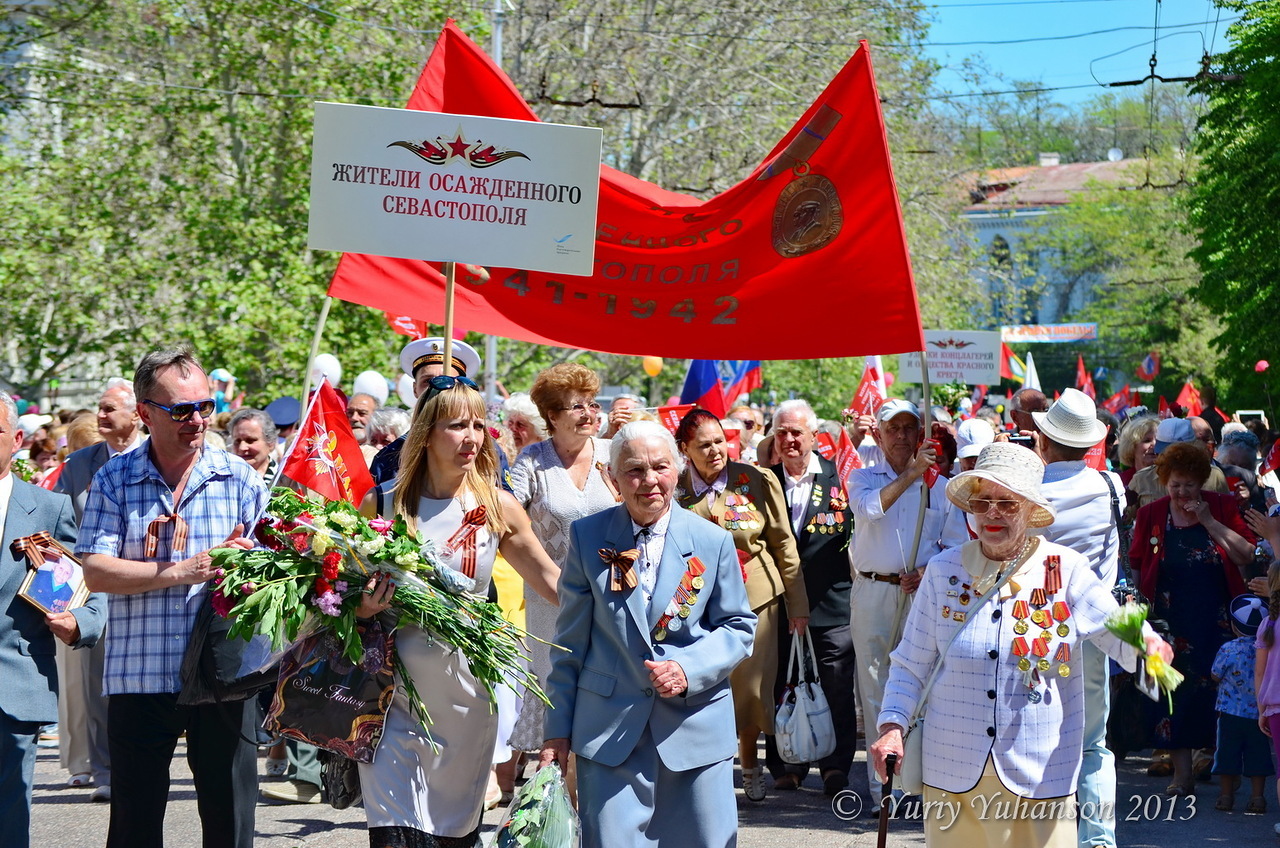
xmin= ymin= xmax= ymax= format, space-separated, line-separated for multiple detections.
xmin=30 ymin=743 xmax=1277 ymax=847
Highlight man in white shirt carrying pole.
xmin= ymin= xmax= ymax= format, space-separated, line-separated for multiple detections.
xmin=848 ymin=399 xmax=967 ymax=813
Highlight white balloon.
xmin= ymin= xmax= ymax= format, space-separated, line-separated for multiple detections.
xmin=353 ymin=370 xmax=390 ymax=406
xmin=310 ymin=353 xmax=342 ymax=387
xmin=397 ymin=374 xmax=416 ymax=409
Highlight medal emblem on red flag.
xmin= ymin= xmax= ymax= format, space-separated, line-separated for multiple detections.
xmin=282 ymin=380 xmax=375 ymax=506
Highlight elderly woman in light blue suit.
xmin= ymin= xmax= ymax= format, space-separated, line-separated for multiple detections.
xmin=540 ymin=420 xmax=756 ymax=848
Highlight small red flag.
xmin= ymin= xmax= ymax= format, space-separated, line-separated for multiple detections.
xmin=1101 ymin=384 xmax=1130 ymax=415
xmin=724 ymin=428 xmax=742 ymax=460
xmin=849 ymin=356 xmax=888 ymax=418
xmin=1158 ymin=396 xmax=1171 ymax=417
xmin=281 ymin=380 xmax=375 ymax=506
xmin=386 ymin=313 xmax=428 ymax=338
xmin=1175 ymin=381 xmax=1203 ymax=417
xmin=1083 ymin=434 xmax=1109 ymax=471
xmin=814 ymin=430 xmax=863 ymax=486
xmin=656 ymin=404 xmax=695 ymax=435
xmin=1263 ymin=441 xmax=1280 ymax=477
xmin=1075 ymin=354 xmax=1096 ymax=400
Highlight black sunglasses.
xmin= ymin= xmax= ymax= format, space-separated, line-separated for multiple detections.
xmin=143 ymin=398 xmax=216 ymax=422
xmin=421 ymin=374 xmax=479 ymax=403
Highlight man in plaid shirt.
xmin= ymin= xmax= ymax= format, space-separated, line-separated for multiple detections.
xmin=80 ymin=346 xmax=267 ymax=848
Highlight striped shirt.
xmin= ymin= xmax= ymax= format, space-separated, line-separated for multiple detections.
xmin=76 ymin=444 xmax=268 ymax=695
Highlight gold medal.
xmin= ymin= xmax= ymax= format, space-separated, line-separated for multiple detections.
xmin=1037 ymin=658 xmax=1051 ymax=672
xmin=1040 ymin=630 xmax=1053 ymax=642
xmin=1057 ymin=623 xmax=1069 ymax=638
xmin=655 ymin=628 xmax=667 ymax=641
xmin=1058 ymin=663 xmax=1070 ymax=677
xmin=691 ymin=576 xmax=704 ymax=590
xmin=1014 ymin=621 xmax=1029 ymax=635
xmin=1018 ymin=657 xmax=1032 ymax=672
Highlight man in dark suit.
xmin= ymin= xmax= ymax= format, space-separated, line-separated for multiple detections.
xmin=0 ymin=392 xmax=107 ymax=847
xmin=51 ymin=379 xmax=141 ymax=800
xmin=764 ymin=400 xmax=858 ymax=796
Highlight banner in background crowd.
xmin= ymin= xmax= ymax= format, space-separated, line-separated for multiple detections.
xmin=1001 ymin=323 xmax=1098 ymax=344
xmin=326 ymin=21 xmax=924 ymax=359
xmin=900 ymin=331 xmax=1002 ymax=385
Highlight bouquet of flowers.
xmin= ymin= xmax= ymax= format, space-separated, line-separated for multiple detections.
xmin=1104 ymin=601 xmax=1184 ymax=711
xmin=496 ymin=762 xmax=581 ymax=848
xmin=210 ymin=488 xmax=548 ymax=735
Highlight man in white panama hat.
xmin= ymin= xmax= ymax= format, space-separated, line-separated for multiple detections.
xmin=1031 ymin=387 xmax=1125 ymax=848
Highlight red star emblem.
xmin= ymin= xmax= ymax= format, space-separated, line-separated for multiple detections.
xmin=446 ymin=133 xmax=473 ymax=160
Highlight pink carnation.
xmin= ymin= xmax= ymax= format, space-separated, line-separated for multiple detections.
xmin=311 ymin=590 xmax=342 ymax=617
xmin=369 ymin=517 xmax=393 ymax=535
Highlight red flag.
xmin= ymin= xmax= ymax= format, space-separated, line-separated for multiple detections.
xmin=281 ymin=380 xmax=375 ymax=506
xmin=1083 ymin=435 xmax=1108 ymax=471
xmin=1136 ymin=352 xmax=1160 ymax=382
xmin=1262 ymin=441 xmax=1280 ymax=477
xmin=386 ymin=313 xmax=428 ymax=338
xmin=1175 ymin=381 xmax=1203 ymax=417
xmin=326 ymin=22 xmax=923 ymax=359
xmin=724 ymin=428 xmax=742 ymax=460
xmin=38 ymin=463 xmax=64 ymax=491
xmin=815 ymin=430 xmax=863 ymax=485
xmin=1158 ymin=396 xmax=1171 ymax=417
xmin=656 ymin=404 xmax=695 ymax=435
xmin=1075 ymin=354 xmax=1096 ymax=399
xmin=1101 ymin=384 xmax=1130 ymax=415
xmin=849 ymin=355 xmax=887 ymax=417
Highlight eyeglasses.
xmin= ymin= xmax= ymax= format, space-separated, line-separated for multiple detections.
xmin=421 ymin=374 xmax=479 ymax=403
xmin=969 ymin=497 xmax=1022 ymax=516
xmin=142 ymin=398 xmax=216 ymax=422
xmin=560 ymin=401 xmax=602 ymax=415
xmin=732 ymin=419 xmax=757 ymax=430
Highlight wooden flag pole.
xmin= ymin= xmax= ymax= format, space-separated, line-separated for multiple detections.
xmin=442 ymin=261 xmax=457 ymax=376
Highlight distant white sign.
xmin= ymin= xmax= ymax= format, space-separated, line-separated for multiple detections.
xmin=308 ymin=102 xmax=603 ymax=276
xmin=900 ymin=330 xmax=1002 ymax=385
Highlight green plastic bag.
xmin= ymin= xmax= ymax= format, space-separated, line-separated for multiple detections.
xmin=494 ymin=762 xmax=580 ymax=848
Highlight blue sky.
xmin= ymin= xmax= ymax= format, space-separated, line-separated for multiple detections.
xmin=922 ymin=0 xmax=1237 ymax=106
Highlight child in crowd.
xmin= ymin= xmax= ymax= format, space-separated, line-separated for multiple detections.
xmin=1253 ymin=566 xmax=1280 ymax=833
xmin=1213 ymin=593 xmax=1273 ymax=813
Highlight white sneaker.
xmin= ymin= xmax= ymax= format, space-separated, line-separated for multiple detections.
xmin=741 ymin=766 xmax=767 ymax=802
xmin=90 ymin=785 xmax=111 ymax=803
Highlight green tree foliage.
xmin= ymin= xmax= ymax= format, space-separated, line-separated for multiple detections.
xmin=1188 ymin=0 xmax=1280 ymax=410
xmin=0 ymin=0 xmax=977 ymax=408
xmin=1007 ymin=159 xmax=1222 ymax=399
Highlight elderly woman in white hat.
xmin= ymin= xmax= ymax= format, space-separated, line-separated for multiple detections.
xmin=870 ymin=443 xmax=1172 ymax=847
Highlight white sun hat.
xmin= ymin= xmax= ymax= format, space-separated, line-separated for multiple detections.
xmin=956 ymin=418 xmax=996 ymax=459
xmin=946 ymin=442 xmax=1056 ymax=528
xmin=1031 ymin=388 xmax=1108 ymax=449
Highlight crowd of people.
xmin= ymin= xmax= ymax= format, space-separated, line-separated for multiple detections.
xmin=4 ymin=339 xmax=1280 ymax=848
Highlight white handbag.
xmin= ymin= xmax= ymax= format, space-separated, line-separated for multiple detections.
xmin=775 ymin=629 xmax=837 ymax=764
xmin=898 ymin=564 xmax=1020 ymax=794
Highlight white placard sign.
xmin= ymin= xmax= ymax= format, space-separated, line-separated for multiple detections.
xmin=308 ymin=102 xmax=603 ymax=276
xmin=899 ymin=330 xmax=1002 ymax=385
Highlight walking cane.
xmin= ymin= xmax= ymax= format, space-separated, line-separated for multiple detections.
xmin=877 ymin=752 xmax=897 ymax=848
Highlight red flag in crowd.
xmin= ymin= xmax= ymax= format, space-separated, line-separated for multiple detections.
xmin=386 ymin=313 xmax=428 ymax=338
xmin=656 ymin=404 xmax=695 ymax=434
xmin=1083 ymin=435 xmax=1108 ymax=471
xmin=1262 ymin=441 xmax=1280 ymax=477
xmin=1157 ymin=396 xmax=1170 ymax=416
xmin=281 ymin=380 xmax=375 ymax=506
xmin=1101 ymin=385 xmax=1130 ymax=415
xmin=1000 ymin=344 xmax=1026 ymax=382
xmin=1176 ymin=381 xmax=1203 ymax=417
xmin=1075 ymin=355 xmax=1096 ymax=399
xmin=814 ymin=429 xmax=862 ymax=485
xmin=849 ymin=355 xmax=888 ymax=417
xmin=327 ymin=22 xmax=924 ymax=359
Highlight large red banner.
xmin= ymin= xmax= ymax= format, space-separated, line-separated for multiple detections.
xmin=327 ymin=21 xmax=923 ymax=360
